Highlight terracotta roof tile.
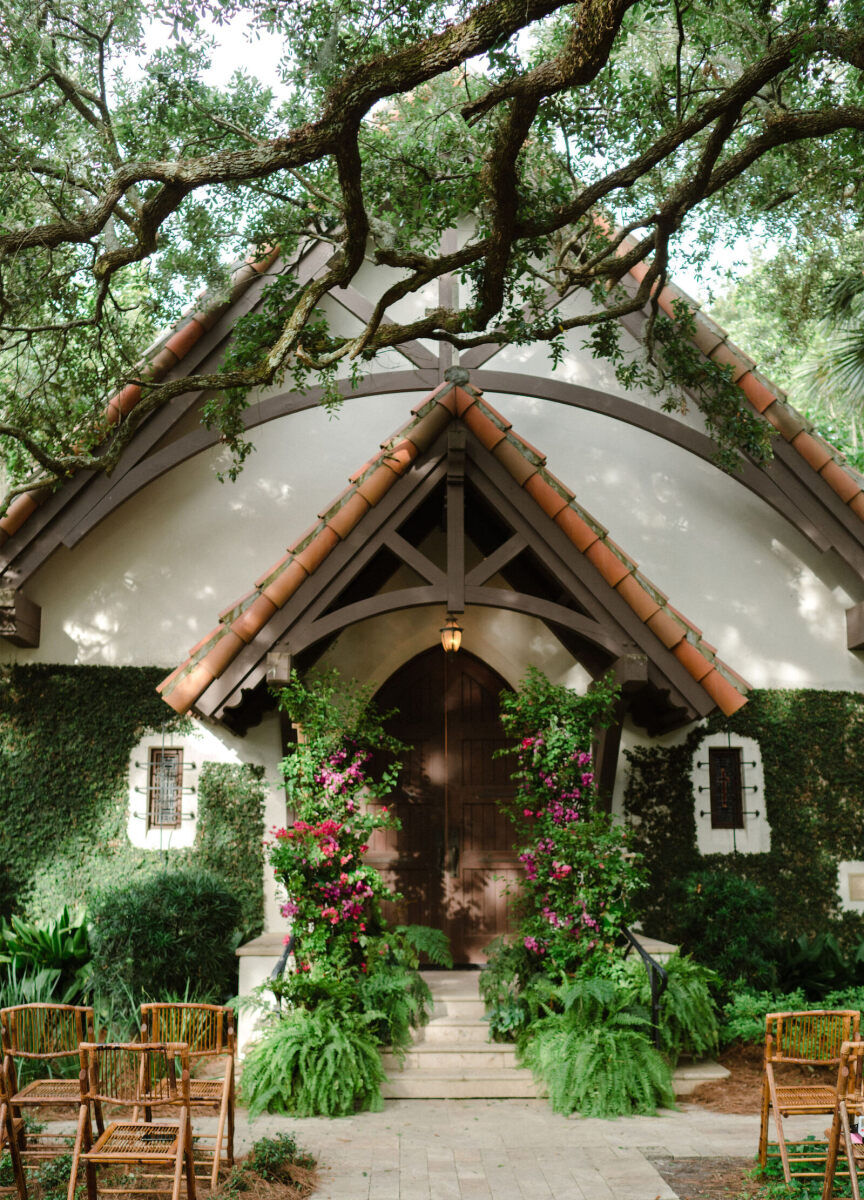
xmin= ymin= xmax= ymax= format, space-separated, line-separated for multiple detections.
xmin=0 ymin=492 xmax=40 ymax=538
xmin=200 ymin=629 xmax=246 ymax=678
xmin=218 ymin=590 xmax=255 ymax=624
xmin=436 ymin=389 xmax=459 ymax=417
xmin=156 ymin=662 xmax=184 ymax=694
xmin=850 ymin=492 xmax=864 ymax=521
xmin=493 ymin=437 xmax=538 ymax=486
xmin=231 ymin=592 xmax=277 ymax=643
xmin=708 ymin=340 xmax=754 ymax=382
xmin=406 ymin=402 xmax=451 ymax=453
xmin=381 ymin=439 xmax=418 ymax=476
xmin=145 ymin=345 xmax=181 ymax=377
xmin=585 ymin=539 xmax=632 ymax=587
xmin=163 ymin=661 xmax=216 ymax=714
xmin=463 ymin=403 xmax=507 ymax=451
xmin=700 ymin=668 xmax=748 ymax=716
xmin=615 ymin=573 xmax=661 ymax=622
xmin=673 ymin=638 xmax=714 ymax=682
xmin=357 ymin=463 xmax=400 ymax=507
xmin=294 ymin=525 xmax=340 ymax=574
xmin=261 ymin=558 xmax=309 ymax=607
xmin=791 ymin=431 xmax=833 ymax=473
xmin=327 ymin=491 xmax=371 ymax=540
xmin=555 ymin=505 xmax=600 ymax=552
xmin=410 ymin=381 xmax=452 ymax=414
xmin=523 ymin=472 xmax=569 ymax=519
xmin=507 ymin=429 xmax=547 ymax=466
xmin=763 ymin=401 xmax=806 ymax=441
xmin=666 ymin=603 xmax=701 ymax=637
xmin=318 ymin=485 xmax=354 ymax=519
xmin=453 ymin=385 xmax=479 ymax=417
xmin=164 ymin=318 xmax=206 ymax=361
xmin=112 ymin=384 xmax=143 ymax=418
xmin=473 ymin=395 xmax=511 ymax=432
xmin=738 ymin=371 xmax=777 ymax=414
xmin=819 ymin=459 xmax=862 ymax=505
xmin=646 ymin=608 xmax=686 ymax=650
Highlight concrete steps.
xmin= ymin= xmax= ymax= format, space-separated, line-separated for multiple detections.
xmin=381 ymin=970 xmax=540 ymax=1099
xmin=380 ymin=968 xmax=730 ymax=1101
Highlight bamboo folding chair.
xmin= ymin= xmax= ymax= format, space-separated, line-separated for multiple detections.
xmin=67 ymin=1042 xmax=196 ymax=1200
xmin=822 ymin=1040 xmax=864 ymax=1199
xmin=0 ymin=1004 xmax=101 ymax=1161
xmin=759 ymin=1009 xmax=860 ymax=1183
xmin=0 ymin=1061 xmax=27 ymax=1199
xmin=140 ymin=1006 xmax=234 ymax=1188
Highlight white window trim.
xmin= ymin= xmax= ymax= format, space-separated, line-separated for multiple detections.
xmin=690 ymin=732 xmax=770 ymax=855
xmin=127 ymin=731 xmax=200 ymax=850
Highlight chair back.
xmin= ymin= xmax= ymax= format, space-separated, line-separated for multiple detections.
xmin=77 ymin=1042 xmax=191 ymax=1107
xmin=140 ymin=1004 xmax=235 ymax=1059
xmin=765 ymin=1010 xmax=860 ymax=1065
xmin=0 ymin=1004 xmax=94 ymax=1061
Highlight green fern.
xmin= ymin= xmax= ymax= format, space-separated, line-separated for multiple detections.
xmin=358 ymin=968 xmax=430 ymax=1055
xmin=240 ymin=1005 xmax=386 ymax=1118
xmin=395 ymin=925 xmax=453 ymax=968
xmin=520 ymin=1018 xmax=675 ymax=1116
xmin=628 ymin=954 xmax=719 ymax=1063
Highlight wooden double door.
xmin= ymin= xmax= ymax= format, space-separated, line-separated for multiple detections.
xmin=367 ymin=647 xmax=519 ymax=964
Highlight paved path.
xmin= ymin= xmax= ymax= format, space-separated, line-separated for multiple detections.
xmin=236 ymin=1102 xmax=828 ymax=1200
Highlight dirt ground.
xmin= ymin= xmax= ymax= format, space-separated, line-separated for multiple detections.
xmin=648 ymin=1156 xmax=760 ymax=1200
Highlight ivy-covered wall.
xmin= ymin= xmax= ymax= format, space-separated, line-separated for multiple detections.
xmin=0 ymin=664 xmax=266 ymax=940
xmin=624 ymin=688 xmax=864 ymax=944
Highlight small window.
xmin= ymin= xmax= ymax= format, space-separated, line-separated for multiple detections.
xmin=708 ymin=746 xmax=744 ymax=829
xmin=147 ymin=747 xmax=183 ymax=829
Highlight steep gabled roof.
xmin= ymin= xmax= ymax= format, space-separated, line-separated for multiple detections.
xmin=158 ymin=377 xmax=749 ymax=720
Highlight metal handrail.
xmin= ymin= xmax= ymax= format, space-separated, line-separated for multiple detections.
xmin=621 ymin=926 xmax=669 ymax=1049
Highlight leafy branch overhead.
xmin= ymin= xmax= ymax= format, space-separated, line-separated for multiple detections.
xmin=2 ymin=0 xmax=864 ymax=505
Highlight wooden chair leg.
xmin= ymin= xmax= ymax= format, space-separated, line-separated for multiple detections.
xmin=83 ymin=1160 xmax=97 ymax=1200
xmin=173 ymin=1117 xmax=187 ymax=1200
xmin=758 ymin=1076 xmax=770 ymax=1169
xmin=823 ymin=1108 xmax=842 ymax=1200
xmin=766 ymin=1070 xmax=793 ymax=1184
xmin=1 ymin=1103 xmax=27 ymax=1200
xmin=841 ymin=1102 xmax=861 ymax=1200
xmin=67 ymin=1106 xmax=90 ymax=1200
xmin=227 ymin=1070 xmax=235 ymax=1166
xmin=211 ymin=1074 xmax=232 ymax=1187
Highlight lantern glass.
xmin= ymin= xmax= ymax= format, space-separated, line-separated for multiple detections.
xmin=440 ymin=616 xmax=463 ymax=653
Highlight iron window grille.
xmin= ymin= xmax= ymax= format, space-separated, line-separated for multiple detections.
xmin=147 ymin=747 xmax=183 ymax=829
xmin=707 ymin=746 xmax=744 ymax=829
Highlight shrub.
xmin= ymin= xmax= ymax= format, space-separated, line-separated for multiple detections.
xmin=89 ymin=868 xmax=242 ymax=1004
xmin=241 ymin=1005 xmax=386 ymax=1118
xmin=668 ymin=871 xmax=780 ymax=992
xmin=628 ymin=954 xmax=719 ymax=1064
xmin=247 ymin=1134 xmax=316 ymax=1178
xmin=720 ymin=985 xmax=864 ymax=1048
xmin=0 ymin=907 xmax=91 ymax=1003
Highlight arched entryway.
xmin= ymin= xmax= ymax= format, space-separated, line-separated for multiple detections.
xmin=366 ymin=646 xmax=519 ymax=964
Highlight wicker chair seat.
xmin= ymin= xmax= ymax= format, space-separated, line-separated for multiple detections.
xmin=12 ymin=1077 xmax=80 ymax=1104
xmin=87 ymin=1122 xmax=181 ymax=1162
xmin=188 ymin=1080 xmax=225 ymax=1102
xmin=775 ymin=1083 xmax=837 ymax=1112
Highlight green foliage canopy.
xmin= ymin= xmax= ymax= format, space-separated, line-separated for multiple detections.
xmin=3 ymin=0 xmax=864 ymax=502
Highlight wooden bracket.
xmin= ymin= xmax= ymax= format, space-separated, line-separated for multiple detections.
xmin=0 ymin=587 xmax=40 ymax=647
xmin=265 ymin=650 xmax=292 ymax=689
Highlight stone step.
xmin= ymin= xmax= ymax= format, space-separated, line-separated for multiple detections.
xmin=381 ymin=1068 xmax=540 ymax=1100
xmin=432 ymin=997 xmax=486 ymax=1019
xmin=415 ymin=1018 xmax=491 ymax=1044
xmin=381 ymin=1044 xmax=519 ymax=1071
xmin=672 ymin=1059 xmax=731 ymax=1095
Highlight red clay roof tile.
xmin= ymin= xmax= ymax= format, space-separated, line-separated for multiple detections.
xmin=493 ymin=437 xmax=538 ymax=486
xmin=791 ymin=431 xmax=833 ymax=473
xmin=507 ymin=429 xmax=547 ymax=465
xmin=113 ymin=384 xmax=143 ymax=418
xmin=381 ymin=439 xmax=418 ymax=476
xmin=156 ymin=662 xmax=184 ymax=694
xmin=646 ymin=608 xmax=685 ymax=650
xmin=253 ymin=549 xmax=292 ymax=587
xmin=738 ymin=371 xmax=777 ymax=414
xmin=145 ymin=345 xmax=181 ymax=377
xmin=231 ymin=592 xmax=277 ymax=643
xmin=200 ymin=629 xmax=246 ymax=678
xmin=523 ymin=472 xmax=569 ymax=519
xmin=406 ymin=402 xmax=451 ymax=453
xmin=708 ymin=340 xmax=754 ymax=382
xmin=0 ymin=492 xmax=40 ymax=538
xmin=585 ymin=539 xmax=632 ymax=587
xmin=262 ymin=558 xmax=309 ymax=607
xmin=819 ymin=459 xmax=862 ymax=505
xmin=666 ymin=603 xmax=701 ymax=637
xmin=163 ymin=661 xmax=216 ymax=714
xmin=357 ymin=463 xmax=400 ymax=507
xmin=762 ymin=401 xmax=806 ymax=441
xmin=294 ymin=525 xmax=340 ymax=573
xmin=327 ymin=491 xmax=371 ymax=540
xmin=673 ymin=638 xmax=714 ymax=682
xmin=453 ymin=385 xmax=479 ymax=417
xmin=614 ymin=573 xmax=661 ymax=622
xmin=218 ymin=589 xmax=256 ymax=624
xmin=463 ymin=404 xmax=507 ymax=452
xmin=700 ymin=668 xmax=748 ymax=716
xmin=555 ymin=506 xmax=600 ymax=552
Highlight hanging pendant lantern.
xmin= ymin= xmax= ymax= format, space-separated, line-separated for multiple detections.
xmin=440 ymin=615 xmax=463 ymax=653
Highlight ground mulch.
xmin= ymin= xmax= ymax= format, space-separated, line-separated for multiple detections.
xmin=648 ymin=1156 xmax=759 ymax=1200
xmin=687 ymin=1043 xmax=835 ymax=1115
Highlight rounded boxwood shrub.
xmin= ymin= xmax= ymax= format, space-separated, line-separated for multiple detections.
xmin=669 ymin=870 xmax=780 ymax=993
xmin=89 ymin=868 xmax=242 ymax=1003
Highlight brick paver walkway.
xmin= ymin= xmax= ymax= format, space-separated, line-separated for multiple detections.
xmin=236 ymin=1100 xmax=827 ymax=1199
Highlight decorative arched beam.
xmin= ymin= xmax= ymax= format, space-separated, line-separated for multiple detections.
xmin=283 ymin=584 xmax=624 ymax=659
xmin=53 ymin=368 xmax=828 ymax=565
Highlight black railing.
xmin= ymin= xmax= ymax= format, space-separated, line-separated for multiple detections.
xmin=269 ymin=932 xmax=296 ymax=984
xmin=621 ymin=926 xmax=669 ymax=1049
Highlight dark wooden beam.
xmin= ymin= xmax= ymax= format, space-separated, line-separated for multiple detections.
xmin=465 ymin=534 xmax=527 ymax=586
xmin=0 ymin=588 xmax=40 ymax=647
xmin=447 ymin=425 xmax=466 ymax=614
xmin=387 ymin=533 xmax=447 ymax=586
xmin=847 ymin=602 xmax=864 ymax=651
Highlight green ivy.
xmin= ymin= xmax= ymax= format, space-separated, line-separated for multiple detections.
xmin=624 ymin=688 xmax=864 ymax=944
xmin=0 ymin=665 xmax=266 ymax=941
